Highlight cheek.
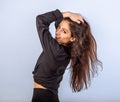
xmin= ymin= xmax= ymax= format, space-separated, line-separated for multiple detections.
xmin=61 ymin=36 xmax=71 ymax=43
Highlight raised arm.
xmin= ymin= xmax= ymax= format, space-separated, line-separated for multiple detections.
xmin=36 ymin=10 xmax=63 ymax=29
xmin=55 ymin=10 xmax=84 ymax=28
xmin=62 ymin=11 xmax=84 ymax=23
xmin=36 ymin=9 xmax=84 ymax=55
xmin=36 ymin=9 xmax=63 ymax=53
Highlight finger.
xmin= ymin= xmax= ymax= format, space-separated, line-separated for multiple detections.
xmin=79 ymin=17 xmax=84 ymax=23
xmin=76 ymin=18 xmax=83 ymax=24
xmin=81 ymin=19 xmax=84 ymax=23
xmin=77 ymin=20 xmax=81 ymax=24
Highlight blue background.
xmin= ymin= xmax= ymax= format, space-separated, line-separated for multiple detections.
xmin=0 ymin=0 xmax=120 ymax=102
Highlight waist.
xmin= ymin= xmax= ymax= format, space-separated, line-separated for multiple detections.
xmin=34 ymin=82 xmax=47 ymax=89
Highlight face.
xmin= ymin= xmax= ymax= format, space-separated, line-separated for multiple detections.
xmin=55 ymin=20 xmax=75 ymax=46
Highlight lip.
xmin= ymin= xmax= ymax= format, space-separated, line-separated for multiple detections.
xmin=55 ymin=37 xmax=60 ymax=41
xmin=55 ymin=36 xmax=60 ymax=40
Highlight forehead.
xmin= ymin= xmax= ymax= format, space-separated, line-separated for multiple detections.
xmin=59 ymin=20 xmax=70 ymax=30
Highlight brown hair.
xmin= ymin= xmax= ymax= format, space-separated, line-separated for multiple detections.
xmin=63 ymin=18 xmax=102 ymax=92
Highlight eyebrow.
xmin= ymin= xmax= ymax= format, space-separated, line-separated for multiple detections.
xmin=58 ymin=25 xmax=69 ymax=32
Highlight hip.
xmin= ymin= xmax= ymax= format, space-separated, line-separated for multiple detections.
xmin=32 ymin=88 xmax=59 ymax=102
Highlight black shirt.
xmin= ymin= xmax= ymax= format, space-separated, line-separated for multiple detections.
xmin=32 ymin=9 xmax=70 ymax=95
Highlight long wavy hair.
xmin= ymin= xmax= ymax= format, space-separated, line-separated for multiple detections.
xmin=63 ymin=17 xmax=102 ymax=92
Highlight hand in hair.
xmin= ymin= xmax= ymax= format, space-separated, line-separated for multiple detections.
xmin=62 ymin=11 xmax=84 ymax=24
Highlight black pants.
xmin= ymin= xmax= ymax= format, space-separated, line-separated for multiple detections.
xmin=32 ymin=88 xmax=59 ymax=102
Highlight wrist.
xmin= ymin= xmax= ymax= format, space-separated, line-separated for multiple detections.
xmin=62 ymin=12 xmax=70 ymax=18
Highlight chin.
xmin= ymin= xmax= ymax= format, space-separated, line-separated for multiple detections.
xmin=57 ymin=41 xmax=62 ymax=45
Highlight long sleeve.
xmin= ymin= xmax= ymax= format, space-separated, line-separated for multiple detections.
xmin=36 ymin=9 xmax=63 ymax=56
xmin=33 ymin=10 xmax=70 ymax=95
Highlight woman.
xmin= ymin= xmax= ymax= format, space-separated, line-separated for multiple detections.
xmin=32 ymin=9 xmax=102 ymax=102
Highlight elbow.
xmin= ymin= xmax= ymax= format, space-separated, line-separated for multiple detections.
xmin=36 ymin=15 xmax=40 ymax=22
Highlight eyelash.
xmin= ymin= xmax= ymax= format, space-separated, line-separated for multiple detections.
xmin=63 ymin=30 xmax=66 ymax=33
xmin=57 ymin=26 xmax=66 ymax=34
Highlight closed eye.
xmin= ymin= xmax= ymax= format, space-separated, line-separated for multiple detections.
xmin=63 ymin=30 xmax=66 ymax=34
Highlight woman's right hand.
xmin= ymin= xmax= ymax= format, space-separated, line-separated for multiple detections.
xmin=62 ymin=11 xmax=84 ymax=24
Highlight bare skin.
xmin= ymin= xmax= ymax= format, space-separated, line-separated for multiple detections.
xmin=55 ymin=20 xmax=75 ymax=45
xmin=34 ymin=11 xmax=83 ymax=89
xmin=34 ymin=82 xmax=46 ymax=89
xmin=55 ymin=12 xmax=84 ymax=45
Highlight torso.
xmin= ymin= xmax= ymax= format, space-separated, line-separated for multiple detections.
xmin=34 ymin=82 xmax=47 ymax=89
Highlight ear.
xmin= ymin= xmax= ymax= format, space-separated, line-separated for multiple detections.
xmin=70 ymin=37 xmax=75 ymax=42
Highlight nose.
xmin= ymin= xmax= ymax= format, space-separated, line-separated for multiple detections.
xmin=56 ymin=28 xmax=61 ymax=35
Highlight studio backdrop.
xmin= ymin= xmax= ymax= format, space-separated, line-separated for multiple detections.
xmin=0 ymin=0 xmax=120 ymax=102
